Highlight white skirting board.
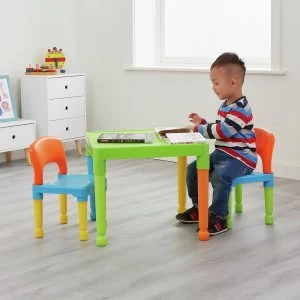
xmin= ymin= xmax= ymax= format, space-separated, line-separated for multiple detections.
xmin=155 ymin=158 xmax=300 ymax=181
xmin=0 ymin=140 xmax=78 ymax=164
xmin=273 ymin=162 xmax=300 ymax=180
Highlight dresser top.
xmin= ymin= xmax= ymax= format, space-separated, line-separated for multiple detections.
xmin=21 ymin=73 xmax=85 ymax=78
xmin=0 ymin=119 xmax=36 ymax=128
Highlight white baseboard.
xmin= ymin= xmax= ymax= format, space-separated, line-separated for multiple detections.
xmin=273 ymin=162 xmax=300 ymax=180
xmin=155 ymin=158 xmax=300 ymax=181
xmin=0 ymin=149 xmax=26 ymax=163
xmin=0 ymin=141 xmax=78 ymax=164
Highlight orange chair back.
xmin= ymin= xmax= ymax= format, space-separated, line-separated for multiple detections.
xmin=29 ymin=137 xmax=68 ymax=185
xmin=254 ymin=128 xmax=275 ymax=174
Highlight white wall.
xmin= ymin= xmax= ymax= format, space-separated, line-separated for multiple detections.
xmin=76 ymin=0 xmax=300 ymax=180
xmin=1 ymin=0 xmax=300 ymax=180
xmin=0 ymin=0 xmax=82 ymax=161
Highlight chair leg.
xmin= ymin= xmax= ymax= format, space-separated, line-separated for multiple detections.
xmin=87 ymin=155 xmax=96 ymax=221
xmin=34 ymin=199 xmax=43 ymax=238
xmin=89 ymin=193 xmax=96 ymax=221
xmin=235 ymin=184 xmax=243 ymax=213
xmin=59 ymin=194 xmax=68 ymax=224
xmin=78 ymin=201 xmax=88 ymax=241
xmin=264 ymin=187 xmax=274 ymax=225
xmin=227 ymin=192 xmax=233 ymax=229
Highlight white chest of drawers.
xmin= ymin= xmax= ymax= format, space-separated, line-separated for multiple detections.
xmin=21 ymin=74 xmax=86 ymax=155
xmin=0 ymin=119 xmax=36 ymax=164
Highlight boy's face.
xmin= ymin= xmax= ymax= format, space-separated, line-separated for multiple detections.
xmin=210 ymin=66 xmax=234 ymax=101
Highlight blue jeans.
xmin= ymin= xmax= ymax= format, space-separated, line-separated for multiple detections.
xmin=186 ymin=149 xmax=254 ymax=218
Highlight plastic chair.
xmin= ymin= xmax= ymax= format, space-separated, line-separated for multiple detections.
xmin=29 ymin=136 xmax=95 ymax=241
xmin=227 ymin=127 xmax=275 ymax=229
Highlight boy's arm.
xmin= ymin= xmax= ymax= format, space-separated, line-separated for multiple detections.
xmin=195 ymin=107 xmax=251 ymax=139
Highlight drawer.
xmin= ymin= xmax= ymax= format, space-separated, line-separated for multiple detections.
xmin=48 ymin=117 xmax=85 ymax=140
xmin=47 ymin=76 xmax=84 ymax=99
xmin=48 ymin=96 xmax=85 ymax=120
xmin=0 ymin=123 xmax=35 ymax=151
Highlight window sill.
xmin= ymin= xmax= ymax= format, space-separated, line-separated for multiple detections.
xmin=125 ymin=65 xmax=286 ymax=75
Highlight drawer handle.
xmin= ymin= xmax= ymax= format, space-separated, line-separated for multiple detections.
xmin=65 ymin=85 xmax=68 ymax=89
xmin=12 ymin=135 xmax=16 ymax=139
xmin=65 ymin=106 xmax=68 ymax=110
xmin=65 ymin=127 xmax=69 ymax=131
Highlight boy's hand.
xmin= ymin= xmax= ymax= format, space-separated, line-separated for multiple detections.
xmin=188 ymin=112 xmax=202 ymax=126
xmin=184 ymin=125 xmax=194 ymax=131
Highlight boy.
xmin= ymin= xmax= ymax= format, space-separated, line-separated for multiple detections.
xmin=176 ymin=52 xmax=257 ymax=235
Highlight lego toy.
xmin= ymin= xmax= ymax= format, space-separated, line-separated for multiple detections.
xmin=25 ymin=47 xmax=66 ymax=75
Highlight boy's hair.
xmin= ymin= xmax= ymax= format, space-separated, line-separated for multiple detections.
xmin=211 ymin=52 xmax=246 ymax=83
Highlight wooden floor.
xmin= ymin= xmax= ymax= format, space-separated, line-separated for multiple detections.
xmin=1 ymin=151 xmax=300 ymax=300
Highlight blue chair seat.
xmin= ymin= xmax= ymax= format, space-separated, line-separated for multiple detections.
xmin=232 ymin=172 xmax=274 ymax=187
xmin=33 ymin=174 xmax=94 ymax=200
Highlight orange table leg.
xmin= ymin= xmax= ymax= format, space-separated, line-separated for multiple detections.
xmin=177 ymin=156 xmax=187 ymax=213
xmin=197 ymin=169 xmax=209 ymax=241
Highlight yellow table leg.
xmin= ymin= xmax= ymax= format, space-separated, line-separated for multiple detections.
xmin=177 ymin=156 xmax=187 ymax=213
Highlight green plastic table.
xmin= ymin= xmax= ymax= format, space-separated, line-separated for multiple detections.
xmin=86 ymin=129 xmax=210 ymax=246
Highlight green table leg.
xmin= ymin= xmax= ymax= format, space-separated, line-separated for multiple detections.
xmin=94 ymin=158 xmax=108 ymax=246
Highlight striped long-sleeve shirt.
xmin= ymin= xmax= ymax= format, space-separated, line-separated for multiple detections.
xmin=196 ymin=96 xmax=257 ymax=169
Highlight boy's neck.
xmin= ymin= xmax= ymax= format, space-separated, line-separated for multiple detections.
xmin=226 ymin=91 xmax=243 ymax=105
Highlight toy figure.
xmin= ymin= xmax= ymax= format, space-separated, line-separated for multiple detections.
xmin=45 ymin=47 xmax=66 ymax=70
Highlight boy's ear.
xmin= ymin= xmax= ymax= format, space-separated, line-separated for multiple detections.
xmin=231 ymin=77 xmax=238 ymax=87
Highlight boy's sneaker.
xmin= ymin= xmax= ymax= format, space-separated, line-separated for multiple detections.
xmin=176 ymin=206 xmax=199 ymax=223
xmin=208 ymin=213 xmax=228 ymax=236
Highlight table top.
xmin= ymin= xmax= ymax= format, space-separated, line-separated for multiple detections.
xmin=86 ymin=129 xmax=209 ymax=162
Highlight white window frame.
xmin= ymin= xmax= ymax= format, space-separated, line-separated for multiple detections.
xmin=132 ymin=0 xmax=283 ymax=73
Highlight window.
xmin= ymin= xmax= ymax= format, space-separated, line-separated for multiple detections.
xmin=133 ymin=0 xmax=281 ymax=71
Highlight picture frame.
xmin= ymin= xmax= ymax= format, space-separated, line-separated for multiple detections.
xmin=0 ymin=75 xmax=18 ymax=122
